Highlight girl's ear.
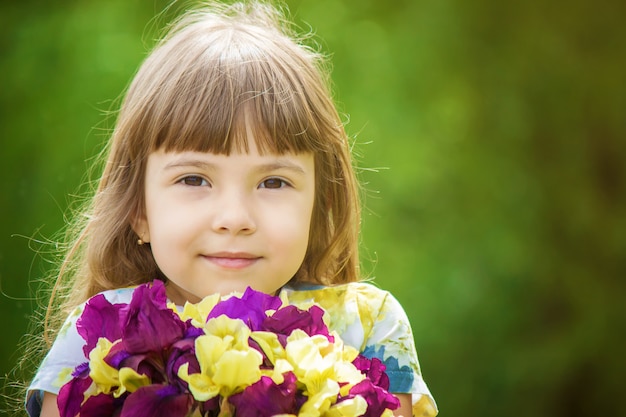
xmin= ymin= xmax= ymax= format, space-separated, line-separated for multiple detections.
xmin=131 ymin=211 xmax=151 ymax=244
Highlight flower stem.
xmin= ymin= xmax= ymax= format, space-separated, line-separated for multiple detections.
xmin=216 ymin=397 xmax=234 ymax=417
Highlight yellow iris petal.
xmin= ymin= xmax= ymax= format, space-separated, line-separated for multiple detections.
xmin=285 ymin=331 xmax=328 ymax=374
xmin=115 ymin=367 xmax=150 ymax=397
xmin=212 ymin=349 xmax=263 ymax=396
xmin=338 ymin=342 xmax=359 ymax=363
xmin=177 ymin=293 xmax=221 ymax=325
xmin=323 ymin=396 xmax=367 ymax=417
xmin=298 ymin=379 xmax=340 ymax=417
xmin=250 ymin=331 xmax=285 ymax=365
xmin=88 ymin=338 xmax=119 ymax=394
xmin=178 ymin=362 xmax=220 ymax=401
xmin=196 ymin=334 xmax=229 ymax=370
xmin=332 ymin=361 xmax=365 ymax=387
xmin=286 ymin=331 xmax=353 ymax=393
xmin=180 ymin=316 xmax=265 ymax=401
xmin=270 ymin=359 xmax=295 ymax=384
xmin=205 ymin=315 xmax=251 ymax=349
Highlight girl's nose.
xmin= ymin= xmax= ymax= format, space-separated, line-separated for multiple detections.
xmin=210 ymin=192 xmax=256 ymax=235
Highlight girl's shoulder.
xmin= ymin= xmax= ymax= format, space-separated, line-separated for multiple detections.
xmin=282 ymin=280 xmax=390 ymax=295
xmin=279 ymin=281 xmax=409 ymax=338
xmin=93 ymin=286 xmax=138 ymax=304
xmin=55 ymin=286 xmax=137 ymax=330
xmin=280 ymin=281 xmax=398 ymax=310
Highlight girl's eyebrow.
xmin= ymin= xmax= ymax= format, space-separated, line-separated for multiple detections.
xmin=163 ymin=158 xmax=308 ymax=175
xmin=163 ymin=159 xmax=214 ymax=172
xmin=254 ymin=161 xmax=307 ymax=176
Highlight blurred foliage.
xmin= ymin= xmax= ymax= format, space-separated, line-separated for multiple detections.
xmin=1 ymin=0 xmax=625 ymax=416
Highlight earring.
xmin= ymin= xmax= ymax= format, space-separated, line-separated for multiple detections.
xmin=137 ymin=238 xmax=145 ymax=246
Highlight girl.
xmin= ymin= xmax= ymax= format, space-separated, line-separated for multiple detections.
xmin=26 ymin=1 xmax=437 ymax=416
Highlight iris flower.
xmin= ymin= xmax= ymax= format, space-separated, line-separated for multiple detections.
xmin=178 ymin=315 xmax=263 ymax=401
xmin=59 ymin=283 xmax=399 ymax=417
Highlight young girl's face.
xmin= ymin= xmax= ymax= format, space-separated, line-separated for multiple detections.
xmin=134 ymin=140 xmax=316 ymax=304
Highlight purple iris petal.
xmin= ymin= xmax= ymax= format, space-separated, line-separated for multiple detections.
xmin=262 ymin=304 xmax=333 ymax=342
xmin=353 ymin=356 xmax=390 ymax=390
xmin=76 ymin=294 xmax=124 ymax=357
xmin=206 ymin=287 xmax=283 ymax=331
xmin=79 ymin=393 xmax=123 ymax=417
xmin=116 ymin=351 xmax=164 ymax=384
xmin=347 ymin=379 xmax=400 ymax=416
xmin=71 ymin=361 xmax=90 ymax=378
xmin=57 ymin=374 xmax=93 ymax=417
xmin=104 ymin=342 xmax=131 ymax=368
xmin=201 ymin=396 xmax=220 ymax=414
xmin=119 ymin=385 xmax=193 ymax=417
xmin=183 ymin=324 xmax=205 ymax=339
xmin=228 ymin=372 xmax=299 ymax=417
xmin=120 ymin=282 xmax=186 ymax=354
xmin=166 ymin=338 xmax=200 ymax=389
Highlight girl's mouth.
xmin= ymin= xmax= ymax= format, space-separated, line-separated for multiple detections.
xmin=203 ymin=252 xmax=261 ymax=269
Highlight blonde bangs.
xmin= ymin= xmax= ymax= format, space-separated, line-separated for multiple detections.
xmin=121 ymin=9 xmax=333 ymax=159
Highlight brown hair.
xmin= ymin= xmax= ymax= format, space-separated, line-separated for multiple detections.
xmin=45 ymin=0 xmax=361 ymax=344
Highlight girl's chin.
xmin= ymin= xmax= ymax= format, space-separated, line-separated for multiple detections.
xmin=165 ymin=281 xmax=279 ymax=305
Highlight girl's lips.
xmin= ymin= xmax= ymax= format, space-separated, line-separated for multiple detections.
xmin=203 ymin=253 xmax=261 ymax=269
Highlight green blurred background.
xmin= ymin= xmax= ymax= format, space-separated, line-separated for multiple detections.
xmin=1 ymin=0 xmax=625 ymax=415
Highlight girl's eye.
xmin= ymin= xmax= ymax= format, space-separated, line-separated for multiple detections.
xmin=259 ymin=178 xmax=288 ymax=189
xmin=179 ymin=176 xmax=208 ymax=186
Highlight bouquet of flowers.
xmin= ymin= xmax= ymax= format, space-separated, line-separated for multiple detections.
xmin=57 ymin=281 xmax=400 ymax=417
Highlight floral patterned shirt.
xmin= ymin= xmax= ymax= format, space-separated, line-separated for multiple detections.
xmin=27 ymin=281 xmax=437 ymax=416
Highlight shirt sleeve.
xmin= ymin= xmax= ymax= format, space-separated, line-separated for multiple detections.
xmin=25 ymin=287 xmax=135 ymax=417
xmin=25 ymin=304 xmax=87 ymax=417
xmin=360 ymin=286 xmax=438 ymax=416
